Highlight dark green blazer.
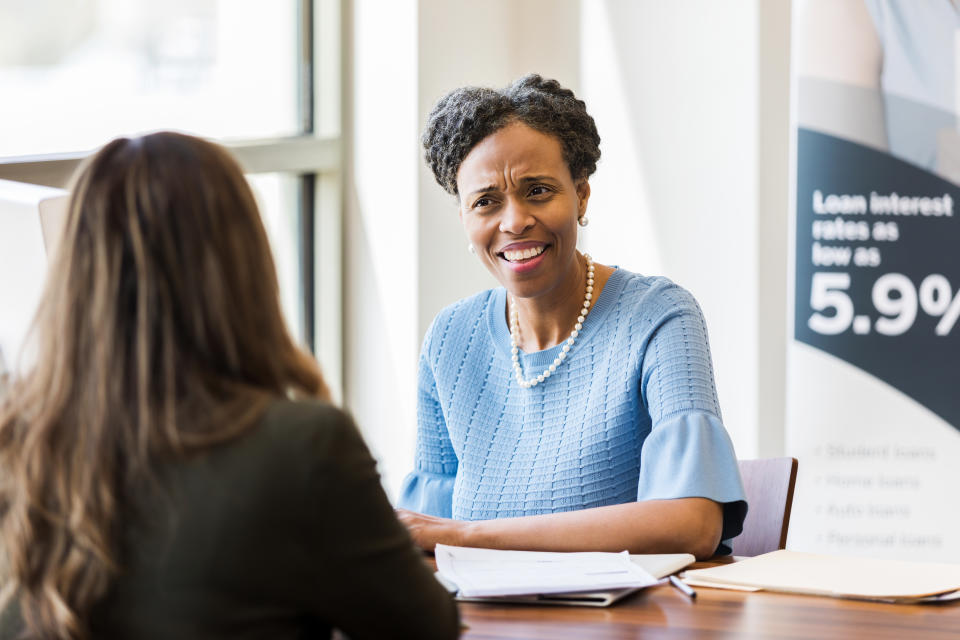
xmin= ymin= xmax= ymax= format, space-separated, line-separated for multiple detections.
xmin=1 ymin=400 xmax=459 ymax=640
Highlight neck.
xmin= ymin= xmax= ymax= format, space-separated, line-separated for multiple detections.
xmin=511 ymin=252 xmax=589 ymax=352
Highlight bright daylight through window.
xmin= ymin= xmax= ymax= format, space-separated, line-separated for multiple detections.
xmin=0 ymin=0 xmax=342 ymax=382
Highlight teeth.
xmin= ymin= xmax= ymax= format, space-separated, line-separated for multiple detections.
xmin=503 ymin=246 xmax=545 ymax=262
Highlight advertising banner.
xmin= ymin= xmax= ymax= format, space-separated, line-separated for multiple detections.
xmin=788 ymin=1 xmax=960 ymax=561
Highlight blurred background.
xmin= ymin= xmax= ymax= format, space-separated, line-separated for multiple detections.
xmin=0 ymin=0 xmax=791 ymax=514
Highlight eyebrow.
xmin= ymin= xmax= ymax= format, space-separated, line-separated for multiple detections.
xmin=520 ymin=175 xmax=557 ymax=183
xmin=466 ymin=185 xmax=499 ymax=198
xmin=465 ymin=175 xmax=559 ymax=198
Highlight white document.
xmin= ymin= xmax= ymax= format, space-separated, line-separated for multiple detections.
xmin=434 ymin=544 xmax=658 ymax=598
xmin=631 ymin=553 xmax=695 ymax=579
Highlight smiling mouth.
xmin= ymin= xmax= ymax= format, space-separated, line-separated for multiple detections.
xmin=499 ymin=245 xmax=546 ymax=262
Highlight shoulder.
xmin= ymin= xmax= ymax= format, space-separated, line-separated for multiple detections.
xmin=612 ymin=270 xmax=704 ymax=323
xmin=258 ymin=396 xmax=349 ymax=433
xmin=249 ymin=398 xmax=369 ymax=467
xmin=421 ymin=288 xmax=498 ymax=356
xmin=427 ymin=289 xmax=498 ymax=335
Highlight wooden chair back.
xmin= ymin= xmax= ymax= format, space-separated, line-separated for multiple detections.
xmin=730 ymin=457 xmax=799 ymax=557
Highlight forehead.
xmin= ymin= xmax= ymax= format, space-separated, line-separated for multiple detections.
xmin=457 ymin=122 xmax=570 ymax=192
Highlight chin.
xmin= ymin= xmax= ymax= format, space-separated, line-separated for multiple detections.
xmin=500 ymin=277 xmax=549 ymax=301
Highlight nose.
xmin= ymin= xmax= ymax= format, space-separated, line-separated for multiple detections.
xmin=498 ymin=197 xmax=535 ymax=234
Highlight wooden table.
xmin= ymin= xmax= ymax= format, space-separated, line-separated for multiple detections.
xmin=444 ymin=559 xmax=960 ymax=639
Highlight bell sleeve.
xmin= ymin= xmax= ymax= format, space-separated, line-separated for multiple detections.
xmin=397 ymin=345 xmax=458 ymax=517
xmin=635 ymin=284 xmax=748 ymax=554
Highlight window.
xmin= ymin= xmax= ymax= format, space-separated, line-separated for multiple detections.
xmin=0 ymin=0 xmax=343 ymax=397
xmin=0 ymin=0 xmax=301 ymax=157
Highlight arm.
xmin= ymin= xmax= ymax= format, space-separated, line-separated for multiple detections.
xmin=309 ymin=411 xmax=459 ymax=640
xmin=397 ymin=342 xmax=458 ymax=516
xmin=798 ymin=0 xmax=882 ymax=89
xmin=797 ymin=0 xmax=888 ymax=151
xmin=398 ymin=497 xmax=722 ymax=560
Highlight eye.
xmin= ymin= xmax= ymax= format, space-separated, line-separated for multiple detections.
xmin=472 ymin=196 xmax=495 ymax=209
xmin=528 ymin=185 xmax=552 ymax=197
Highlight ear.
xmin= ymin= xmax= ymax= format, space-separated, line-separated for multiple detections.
xmin=576 ymin=179 xmax=591 ymax=216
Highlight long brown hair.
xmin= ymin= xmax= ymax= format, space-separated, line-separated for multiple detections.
xmin=0 ymin=132 xmax=328 ymax=639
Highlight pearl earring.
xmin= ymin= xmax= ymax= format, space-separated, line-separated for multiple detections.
xmin=578 ymin=215 xmax=589 ymax=227
xmin=468 ymin=243 xmax=476 ymax=254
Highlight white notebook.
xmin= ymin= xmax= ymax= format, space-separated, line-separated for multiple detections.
xmin=435 ymin=544 xmax=695 ymax=607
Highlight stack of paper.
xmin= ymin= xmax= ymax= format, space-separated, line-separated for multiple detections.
xmin=434 ymin=544 xmax=661 ymax=605
xmin=683 ymin=550 xmax=960 ymax=603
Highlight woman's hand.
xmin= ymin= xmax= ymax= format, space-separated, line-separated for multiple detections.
xmin=395 ymin=508 xmax=470 ymax=551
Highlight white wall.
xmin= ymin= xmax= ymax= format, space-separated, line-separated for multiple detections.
xmin=346 ymin=0 xmax=582 ymax=497
xmin=345 ymin=0 xmax=792 ymax=498
xmin=757 ymin=0 xmax=791 ymax=458
xmin=344 ymin=0 xmax=419 ymax=493
xmin=578 ymin=0 xmax=792 ymax=459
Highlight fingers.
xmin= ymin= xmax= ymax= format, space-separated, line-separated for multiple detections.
xmin=394 ymin=509 xmax=433 ymax=550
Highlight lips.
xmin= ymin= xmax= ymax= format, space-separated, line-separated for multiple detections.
xmin=497 ymin=242 xmax=549 ymax=273
xmin=502 ymin=245 xmax=544 ymax=262
xmin=498 ymin=242 xmax=548 ymax=263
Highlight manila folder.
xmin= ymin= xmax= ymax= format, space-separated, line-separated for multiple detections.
xmin=684 ymin=550 xmax=960 ymax=600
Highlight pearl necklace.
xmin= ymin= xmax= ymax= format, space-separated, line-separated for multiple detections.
xmin=509 ymin=254 xmax=595 ymax=389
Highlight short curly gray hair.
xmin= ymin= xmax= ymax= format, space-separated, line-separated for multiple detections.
xmin=422 ymin=74 xmax=601 ymax=196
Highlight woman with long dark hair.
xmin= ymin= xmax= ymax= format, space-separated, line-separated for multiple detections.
xmin=0 ymin=132 xmax=458 ymax=640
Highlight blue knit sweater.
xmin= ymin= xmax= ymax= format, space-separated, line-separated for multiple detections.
xmin=399 ymin=269 xmax=747 ymax=553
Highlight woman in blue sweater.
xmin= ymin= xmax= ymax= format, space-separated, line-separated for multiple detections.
xmin=397 ymin=75 xmax=746 ymax=559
